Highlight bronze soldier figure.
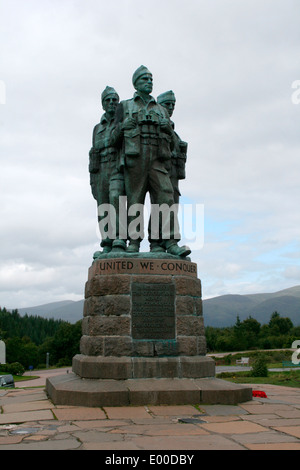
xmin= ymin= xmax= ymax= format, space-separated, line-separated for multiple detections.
xmin=148 ymin=90 xmax=188 ymax=252
xmin=113 ymin=66 xmax=190 ymax=257
xmin=157 ymin=90 xmax=187 ymax=204
xmin=89 ymin=86 xmax=125 ymax=257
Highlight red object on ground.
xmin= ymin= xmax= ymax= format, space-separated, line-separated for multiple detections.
xmin=252 ymin=390 xmax=267 ymax=398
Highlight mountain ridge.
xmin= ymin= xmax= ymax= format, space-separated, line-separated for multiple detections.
xmin=203 ymin=285 xmax=300 ymax=327
xmin=8 ymin=285 xmax=300 ymax=327
xmin=11 ymin=300 xmax=84 ymax=324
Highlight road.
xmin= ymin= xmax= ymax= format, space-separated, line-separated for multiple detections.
xmin=207 ymin=348 xmax=294 ymax=358
xmin=19 ymin=367 xmax=71 ymax=387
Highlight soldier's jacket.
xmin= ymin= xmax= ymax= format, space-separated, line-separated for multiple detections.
xmin=170 ymin=121 xmax=187 ymax=182
xmin=112 ymin=92 xmax=174 ymax=168
xmin=89 ymin=113 xmax=117 ymax=174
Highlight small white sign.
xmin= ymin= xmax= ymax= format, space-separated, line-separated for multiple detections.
xmin=0 ymin=340 xmax=6 ymax=364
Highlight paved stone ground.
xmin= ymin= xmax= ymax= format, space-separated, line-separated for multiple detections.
xmin=1 ymin=383 xmax=300 ymax=450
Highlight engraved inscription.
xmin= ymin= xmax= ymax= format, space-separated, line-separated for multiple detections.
xmin=89 ymin=258 xmax=197 ymax=279
xmin=132 ymin=283 xmax=175 ymax=339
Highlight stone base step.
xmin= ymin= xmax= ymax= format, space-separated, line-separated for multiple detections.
xmin=72 ymin=354 xmax=215 ymax=379
xmin=46 ymin=373 xmax=252 ymax=407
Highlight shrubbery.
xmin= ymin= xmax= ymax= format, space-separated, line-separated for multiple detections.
xmin=0 ymin=307 xmax=81 ymax=370
xmin=251 ymin=355 xmax=269 ymax=377
xmin=0 ymin=362 xmax=25 ymax=376
xmin=206 ymin=312 xmax=300 ymax=353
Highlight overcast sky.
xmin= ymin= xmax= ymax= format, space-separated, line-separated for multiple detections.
xmin=1 ymin=0 xmax=300 ymax=308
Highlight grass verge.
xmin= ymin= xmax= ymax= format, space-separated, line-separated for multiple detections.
xmin=0 ymin=371 xmax=39 ymax=383
xmin=217 ymin=370 xmax=300 ymax=388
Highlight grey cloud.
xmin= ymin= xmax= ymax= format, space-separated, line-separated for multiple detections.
xmin=1 ymin=0 xmax=300 ymax=308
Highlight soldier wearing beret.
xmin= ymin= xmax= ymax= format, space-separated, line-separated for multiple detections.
xmin=157 ymin=90 xmax=187 ymax=204
xmin=112 ymin=66 xmax=190 ymax=257
xmin=148 ymin=91 xmax=188 ymax=251
xmin=89 ymin=86 xmax=125 ymax=257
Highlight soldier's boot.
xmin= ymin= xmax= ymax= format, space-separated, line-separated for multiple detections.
xmin=93 ymin=251 xmax=102 ymax=260
xmin=150 ymin=241 xmax=165 ymax=253
xmin=93 ymin=243 xmax=112 ymax=260
xmin=165 ymin=241 xmax=191 ymax=258
xmin=127 ymin=240 xmax=140 ymax=253
xmin=111 ymin=239 xmax=126 ymax=252
xmin=102 ymin=245 xmax=112 ymax=253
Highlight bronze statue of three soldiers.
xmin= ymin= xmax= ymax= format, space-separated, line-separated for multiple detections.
xmin=89 ymin=66 xmax=190 ymax=259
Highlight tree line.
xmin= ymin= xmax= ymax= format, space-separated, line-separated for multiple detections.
xmin=1 ymin=307 xmax=299 ymax=370
xmin=206 ymin=311 xmax=300 ymax=352
xmin=0 ymin=307 xmax=81 ymax=370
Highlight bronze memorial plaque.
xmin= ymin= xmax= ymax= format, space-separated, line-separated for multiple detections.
xmin=132 ymin=282 xmax=175 ymax=339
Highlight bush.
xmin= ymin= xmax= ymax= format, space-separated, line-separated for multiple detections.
xmin=224 ymin=354 xmax=232 ymax=365
xmin=218 ymin=371 xmax=250 ymax=378
xmin=0 ymin=362 xmax=25 ymax=376
xmin=56 ymin=357 xmax=72 ymax=367
xmin=251 ymin=355 xmax=269 ymax=377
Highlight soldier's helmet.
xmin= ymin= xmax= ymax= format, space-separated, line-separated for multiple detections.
xmin=132 ymin=66 xmax=152 ymax=87
xmin=101 ymin=86 xmax=119 ymax=104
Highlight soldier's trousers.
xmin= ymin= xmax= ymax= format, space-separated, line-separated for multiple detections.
xmin=90 ymin=161 xmax=125 ymax=247
xmin=124 ymin=145 xmax=180 ymax=245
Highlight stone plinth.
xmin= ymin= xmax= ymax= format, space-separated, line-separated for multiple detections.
xmin=46 ymin=255 xmax=252 ymax=406
xmin=79 ymin=256 xmax=209 ymax=371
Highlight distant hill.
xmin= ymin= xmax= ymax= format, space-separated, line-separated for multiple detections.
xmin=15 ymin=300 xmax=84 ymax=324
xmin=203 ymin=285 xmax=300 ymax=327
xmin=11 ymin=285 xmax=300 ymax=327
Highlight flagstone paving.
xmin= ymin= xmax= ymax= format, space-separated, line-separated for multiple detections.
xmin=0 ymin=383 xmax=300 ymax=450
